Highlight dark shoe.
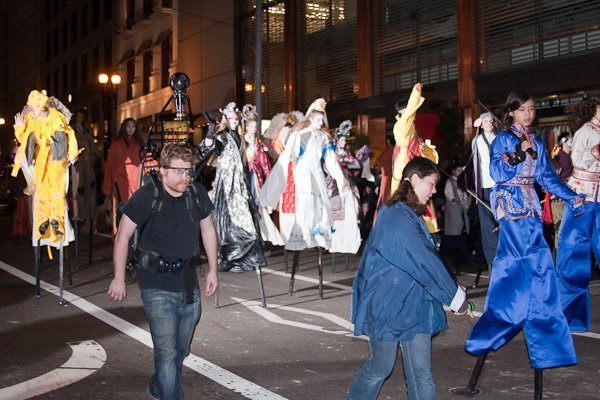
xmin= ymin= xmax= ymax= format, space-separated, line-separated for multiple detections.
xmin=39 ymin=220 xmax=50 ymax=235
xmin=50 ymin=219 xmax=63 ymax=236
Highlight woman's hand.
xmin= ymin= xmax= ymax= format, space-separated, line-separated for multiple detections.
xmin=14 ymin=112 xmax=24 ymax=126
xmin=521 ymin=140 xmax=533 ymax=152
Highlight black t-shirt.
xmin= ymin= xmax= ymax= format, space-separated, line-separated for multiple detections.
xmin=123 ymin=181 xmax=214 ymax=292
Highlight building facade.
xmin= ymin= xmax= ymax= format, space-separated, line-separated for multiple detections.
xmin=237 ymin=0 xmax=600 ymax=160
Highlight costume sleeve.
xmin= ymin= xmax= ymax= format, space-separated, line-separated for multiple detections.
xmin=198 ymin=135 xmax=217 ymax=163
xmin=323 ymin=140 xmax=345 ymax=192
xmin=64 ymin=123 xmax=79 ymax=161
xmin=257 ymin=144 xmax=272 ymax=181
xmin=393 ymin=85 xmax=425 ymax=147
xmin=13 ymin=122 xmax=28 ymax=144
xmin=490 ymin=130 xmax=518 ymax=183
xmin=571 ymin=127 xmax=594 ymax=171
xmin=372 ymin=207 xmax=465 ymax=311
xmin=534 ymin=137 xmax=580 ymax=206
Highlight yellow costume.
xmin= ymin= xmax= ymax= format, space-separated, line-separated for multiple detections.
xmin=391 ymin=84 xmax=439 ymax=233
xmin=12 ymin=90 xmax=78 ymax=243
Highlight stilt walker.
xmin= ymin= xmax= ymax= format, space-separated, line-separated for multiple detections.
xmin=556 ymin=98 xmax=600 ymax=332
xmin=390 ymin=83 xmax=440 ymax=233
xmin=458 ymin=90 xmax=586 ymax=398
xmin=12 ymin=90 xmax=79 ymax=304
xmin=261 ymin=99 xmax=346 ymax=299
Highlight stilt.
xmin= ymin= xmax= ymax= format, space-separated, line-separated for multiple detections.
xmin=66 ymin=241 xmax=72 ymax=286
xmin=534 ymin=369 xmax=543 ymax=400
xmin=256 ymin=267 xmax=266 ymax=307
xmin=74 ymin=218 xmax=79 ymax=269
xmin=34 ymin=241 xmax=41 ymax=298
xmin=344 ymin=253 xmax=350 ymax=271
xmin=450 ymin=354 xmax=486 ymax=397
xmin=331 ymin=252 xmax=336 ymax=273
xmin=317 ymin=248 xmax=324 ymax=300
xmin=472 ymin=268 xmax=482 ymax=288
xmin=88 ymin=218 xmax=93 ymax=265
xmin=58 ymin=234 xmax=64 ymax=305
xmin=288 ymin=251 xmax=300 ymax=295
xmin=284 ymin=249 xmax=289 ymax=273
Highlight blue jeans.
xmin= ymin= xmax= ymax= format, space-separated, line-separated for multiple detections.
xmin=141 ymin=288 xmax=201 ymax=400
xmin=348 ymin=334 xmax=435 ymax=400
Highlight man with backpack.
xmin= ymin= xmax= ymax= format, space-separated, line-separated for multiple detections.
xmin=107 ymin=142 xmax=218 ymax=400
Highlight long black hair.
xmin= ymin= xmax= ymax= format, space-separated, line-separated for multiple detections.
xmin=501 ymin=90 xmax=536 ymax=130
xmin=386 ymin=157 xmax=439 ymax=215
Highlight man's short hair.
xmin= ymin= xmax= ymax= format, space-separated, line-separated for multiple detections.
xmin=159 ymin=142 xmax=200 ymax=168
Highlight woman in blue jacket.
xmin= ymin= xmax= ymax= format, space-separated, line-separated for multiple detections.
xmin=348 ymin=157 xmax=472 ymax=400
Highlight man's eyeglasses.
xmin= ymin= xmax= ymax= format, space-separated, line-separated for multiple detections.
xmin=163 ymin=166 xmax=195 ymax=177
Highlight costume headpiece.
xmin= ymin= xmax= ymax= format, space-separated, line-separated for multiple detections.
xmin=557 ymin=132 xmax=572 ymax=147
xmin=334 ymin=120 xmax=352 ymax=142
xmin=27 ymin=90 xmax=48 ymax=110
xmin=473 ymin=112 xmax=494 ymax=128
xmin=219 ymin=102 xmax=239 ymax=115
xmin=306 ymin=98 xmax=326 ymax=115
xmin=305 ymin=98 xmax=328 ymax=126
xmin=242 ymin=104 xmax=258 ymax=123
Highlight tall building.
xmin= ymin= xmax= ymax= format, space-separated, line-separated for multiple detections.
xmin=237 ymin=0 xmax=600 ymax=160
xmin=114 ymin=0 xmax=236 ymax=142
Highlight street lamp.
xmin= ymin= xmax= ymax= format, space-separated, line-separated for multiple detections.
xmin=98 ymin=72 xmax=121 ymax=157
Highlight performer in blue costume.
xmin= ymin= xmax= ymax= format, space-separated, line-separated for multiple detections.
xmin=465 ymin=90 xmax=586 ymax=371
xmin=349 ymin=157 xmax=473 ymax=400
xmin=556 ymin=97 xmax=600 ymax=332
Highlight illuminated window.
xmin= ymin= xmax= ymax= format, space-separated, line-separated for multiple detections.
xmin=306 ymin=1 xmax=346 ymax=34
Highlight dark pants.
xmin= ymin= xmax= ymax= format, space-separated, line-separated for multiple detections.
xmin=478 ymin=188 xmax=499 ymax=266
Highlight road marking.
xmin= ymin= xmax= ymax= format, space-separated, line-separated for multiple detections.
xmin=232 ymin=297 xmax=368 ymax=340
xmin=261 ymin=267 xmax=353 ymax=291
xmin=0 ymin=340 xmax=106 ymax=400
xmin=0 ymin=261 xmax=288 ymax=400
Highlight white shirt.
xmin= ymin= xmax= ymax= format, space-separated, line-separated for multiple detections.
xmin=475 ymin=132 xmax=496 ymax=189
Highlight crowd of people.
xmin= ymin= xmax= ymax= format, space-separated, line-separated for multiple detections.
xmin=7 ymin=84 xmax=598 ymax=400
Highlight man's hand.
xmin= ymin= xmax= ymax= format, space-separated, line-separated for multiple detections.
xmin=107 ymin=277 xmax=127 ymax=302
xmin=414 ymin=82 xmax=423 ymax=91
xmin=204 ymin=270 xmax=218 ymax=297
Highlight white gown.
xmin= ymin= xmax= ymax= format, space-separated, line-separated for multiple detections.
xmin=260 ymin=127 xmax=345 ymax=251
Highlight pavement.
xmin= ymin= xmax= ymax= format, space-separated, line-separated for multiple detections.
xmin=0 ymin=212 xmax=599 ymax=400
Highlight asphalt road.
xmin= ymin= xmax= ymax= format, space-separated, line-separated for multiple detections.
xmin=0 ymin=214 xmax=599 ymax=400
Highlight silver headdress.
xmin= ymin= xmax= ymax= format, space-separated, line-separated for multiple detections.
xmin=242 ymin=104 xmax=258 ymax=123
xmin=219 ymin=102 xmax=239 ymax=115
xmin=334 ymin=120 xmax=352 ymax=142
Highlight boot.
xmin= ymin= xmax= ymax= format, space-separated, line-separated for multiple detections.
xmin=39 ymin=220 xmax=50 ymax=235
xmin=50 ymin=219 xmax=63 ymax=236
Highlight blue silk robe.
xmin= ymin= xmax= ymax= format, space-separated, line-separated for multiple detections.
xmin=352 ymin=203 xmax=465 ymax=342
xmin=465 ymin=126 xmax=585 ymax=369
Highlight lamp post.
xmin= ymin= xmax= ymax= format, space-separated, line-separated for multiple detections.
xmin=98 ymin=73 xmax=121 ymax=159
xmin=0 ymin=117 xmax=6 ymax=161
